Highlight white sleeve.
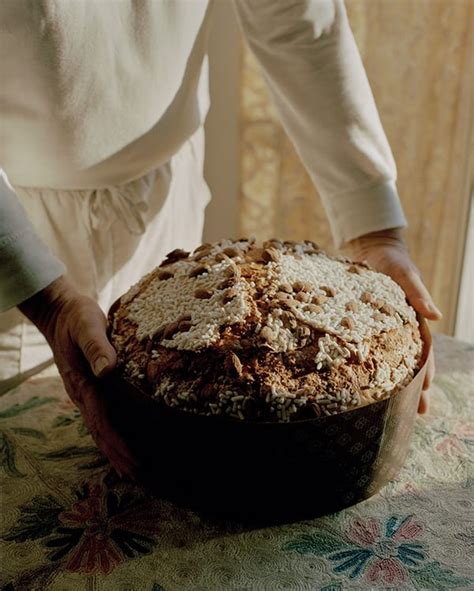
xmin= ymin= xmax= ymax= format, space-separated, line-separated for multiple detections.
xmin=0 ymin=170 xmax=65 ymax=311
xmin=233 ymin=0 xmax=407 ymax=247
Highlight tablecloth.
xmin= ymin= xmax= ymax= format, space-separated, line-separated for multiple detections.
xmin=0 ymin=334 xmax=473 ymax=590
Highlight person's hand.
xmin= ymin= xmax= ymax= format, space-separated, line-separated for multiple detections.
xmin=18 ymin=277 xmax=136 ymax=477
xmin=343 ymin=228 xmax=442 ymax=414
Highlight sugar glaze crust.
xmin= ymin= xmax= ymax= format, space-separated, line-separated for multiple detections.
xmin=109 ymin=238 xmax=423 ymax=422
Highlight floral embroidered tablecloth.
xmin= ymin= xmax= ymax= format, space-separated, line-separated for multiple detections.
xmin=1 ymin=334 xmax=473 ymax=591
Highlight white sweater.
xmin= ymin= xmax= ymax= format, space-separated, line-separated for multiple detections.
xmin=0 ymin=0 xmax=406 ymax=311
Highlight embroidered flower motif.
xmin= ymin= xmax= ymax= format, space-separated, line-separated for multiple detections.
xmin=45 ymin=482 xmax=160 ymax=574
xmin=329 ymin=515 xmax=425 ymax=583
xmin=285 ymin=514 xmax=473 ymax=588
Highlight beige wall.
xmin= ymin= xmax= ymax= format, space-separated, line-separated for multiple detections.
xmin=203 ymin=0 xmax=241 ymax=242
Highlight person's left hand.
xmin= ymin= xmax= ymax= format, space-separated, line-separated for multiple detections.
xmin=344 ymin=228 xmax=442 ymax=414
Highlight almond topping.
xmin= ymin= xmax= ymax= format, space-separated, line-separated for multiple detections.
xmin=177 ymin=320 xmax=192 ymax=332
xmin=224 ymin=265 xmax=239 ymax=278
xmin=361 ymin=291 xmax=374 ymax=304
xmin=194 ymin=288 xmax=213 ymax=299
xmin=177 ymin=314 xmax=192 ymax=322
xmin=163 ymin=321 xmax=180 ymax=339
xmin=321 ymin=285 xmax=336 ymax=297
xmin=157 ymin=270 xmax=174 ymax=280
xmin=341 ymin=316 xmax=354 ymax=330
xmin=223 ymin=288 xmax=238 ymax=303
xmin=345 ymin=301 xmax=359 ymax=313
xmin=194 ymin=242 xmax=212 ymax=253
xmin=189 ymin=265 xmax=209 ymax=278
xmin=223 ymin=246 xmax=240 ymax=258
xmin=262 ymin=247 xmax=280 ymax=263
xmin=281 ymin=311 xmax=296 ymax=327
xmin=293 ymin=281 xmax=305 ymax=292
xmin=381 ymin=303 xmax=396 ymax=316
xmin=296 ymin=292 xmax=311 ymax=303
xmin=348 ymin=265 xmax=361 ymax=274
xmin=278 ymin=283 xmax=293 ymax=294
xmin=218 ymin=278 xmax=235 ymax=290
xmin=276 ymin=292 xmax=293 ymax=304
xmin=304 ymin=304 xmax=322 ymax=314
xmin=165 ymin=248 xmax=189 ymax=260
xmin=193 ymin=249 xmax=213 ymax=261
xmin=312 ymin=294 xmax=328 ymax=306
xmin=151 ymin=326 xmax=165 ymax=341
xmin=263 ymin=239 xmax=284 ymax=251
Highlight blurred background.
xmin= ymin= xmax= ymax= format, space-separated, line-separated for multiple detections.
xmin=203 ymin=0 xmax=473 ymax=341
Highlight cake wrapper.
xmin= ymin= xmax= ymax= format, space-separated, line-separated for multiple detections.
xmin=104 ymin=314 xmax=432 ymax=524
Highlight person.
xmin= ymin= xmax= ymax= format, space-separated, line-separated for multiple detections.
xmin=0 ymin=0 xmax=440 ymax=475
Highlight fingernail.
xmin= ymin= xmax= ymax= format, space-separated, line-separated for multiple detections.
xmin=428 ymin=303 xmax=442 ymax=319
xmin=93 ymin=356 xmax=109 ymax=377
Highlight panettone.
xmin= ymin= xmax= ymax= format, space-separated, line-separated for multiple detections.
xmin=108 ymin=238 xmax=423 ymax=423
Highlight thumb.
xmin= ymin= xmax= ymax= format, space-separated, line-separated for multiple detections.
xmin=72 ymin=304 xmax=117 ymax=377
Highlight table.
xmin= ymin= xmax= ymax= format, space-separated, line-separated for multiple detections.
xmin=1 ymin=335 xmax=473 ymax=590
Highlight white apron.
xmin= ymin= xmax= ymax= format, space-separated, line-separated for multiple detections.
xmin=0 ymin=127 xmax=210 ymax=380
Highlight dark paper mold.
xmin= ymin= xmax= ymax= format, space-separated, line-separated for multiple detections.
xmin=104 ymin=315 xmax=432 ymax=523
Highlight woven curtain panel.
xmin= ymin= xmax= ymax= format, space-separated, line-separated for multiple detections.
xmin=239 ymin=0 xmax=472 ymax=335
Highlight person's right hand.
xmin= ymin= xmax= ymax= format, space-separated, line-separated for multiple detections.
xmin=18 ymin=277 xmax=136 ymax=477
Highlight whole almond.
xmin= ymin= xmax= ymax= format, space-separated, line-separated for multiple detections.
xmin=193 ymin=249 xmax=213 ymax=261
xmin=296 ymin=292 xmax=311 ymax=303
xmin=277 ymin=292 xmax=293 ymax=304
xmin=194 ymin=288 xmax=213 ymax=299
xmin=223 ymin=246 xmax=240 ymax=258
xmin=381 ymin=303 xmax=395 ymax=316
xmin=223 ymin=288 xmax=238 ymax=303
xmin=165 ymin=248 xmax=189 ymax=260
xmin=151 ymin=326 xmax=165 ymax=341
xmin=347 ymin=265 xmax=361 ymax=274
xmin=163 ymin=321 xmax=180 ymax=339
xmin=177 ymin=314 xmax=192 ymax=322
xmin=157 ymin=270 xmax=174 ymax=280
xmin=293 ymin=281 xmax=305 ymax=292
xmin=305 ymin=304 xmax=322 ymax=314
xmin=194 ymin=242 xmax=212 ymax=253
xmin=321 ymin=285 xmax=336 ymax=297
xmin=262 ymin=247 xmax=280 ymax=263
xmin=341 ymin=316 xmax=354 ymax=330
xmin=312 ymin=294 xmax=328 ymax=306
xmin=189 ymin=265 xmax=209 ymax=278
xmin=361 ymin=291 xmax=374 ymax=304
xmin=218 ymin=278 xmax=235 ymax=290
xmin=345 ymin=301 xmax=359 ymax=312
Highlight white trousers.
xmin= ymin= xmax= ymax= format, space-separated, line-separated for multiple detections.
xmin=0 ymin=128 xmax=210 ymax=379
